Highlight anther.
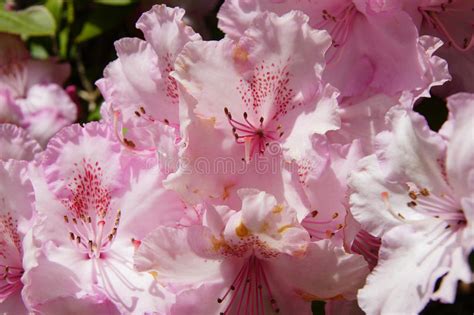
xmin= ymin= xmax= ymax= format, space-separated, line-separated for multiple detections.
xmin=420 ymin=188 xmax=430 ymax=197
xmin=243 ymin=112 xmax=248 ymax=119
xmin=134 ymin=111 xmax=141 ymax=117
xmin=407 ymin=201 xmax=417 ymax=208
xmin=63 ymin=215 xmax=69 ymax=223
xmin=139 ymin=106 xmax=146 ymax=114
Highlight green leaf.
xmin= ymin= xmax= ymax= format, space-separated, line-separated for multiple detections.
xmin=45 ymin=0 xmax=64 ymax=24
xmin=75 ymin=5 xmax=134 ymax=43
xmin=93 ymin=0 xmax=137 ymax=5
xmin=0 ymin=5 xmax=56 ymax=36
xmin=29 ymin=41 xmax=50 ymax=59
xmin=87 ymin=105 xmax=102 ymax=122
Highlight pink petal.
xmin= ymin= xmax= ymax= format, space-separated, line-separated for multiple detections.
xmin=444 ymin=93 xmax=474 ymax=204
xmin=269 ymin=240 xmax=369 ymax=301
xmin=358 ymin=221 xmax=471 ymax=314
xmin=16 ymin=84 xmax=77 ymax=147
xmin=0 ymin=124 xmax=41 ymax=161
xmin=134 ymin=226 xmax=222 ymax=287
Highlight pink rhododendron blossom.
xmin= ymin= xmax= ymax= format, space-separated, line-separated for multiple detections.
xmin=218 ymin=0 xmax=451 ymax=99
xmin=0 ymin=33 xmax=77 ymax=147
xmin=0 ymin=124 xmax=41 ymax=161
xmin=165 ymin=10 xmax=339 ymax=216
xmin=97 ymin=5 xmax=201 ymax=152
xmin=135 ymin=189 xmax=369 ymax=314
xmin=22 ymin=122 xmax=187 ymax=313
xmin=0 ymin=160 xmax=36 ymax=315
xmin=349 ymin=93 xmax=474 ymax=314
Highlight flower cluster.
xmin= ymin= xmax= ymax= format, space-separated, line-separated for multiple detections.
xmin=0 ymin=1 xmax=472 ymax=314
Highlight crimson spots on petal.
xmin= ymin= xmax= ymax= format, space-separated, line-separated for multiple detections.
xmin=236 ymin=60 xmax=298 ymax=121
xmin=62 ymin=161 xmax=123 ymax=259
xmin=0 ymin=211 xmax=24 ymax=296
xmin=161 ymin=53 xmax=179 ymax=105
xmin=0 ymin=212 xmax=21 ymax=257
xmin=64 ymin=160 xmax=111 ymax=219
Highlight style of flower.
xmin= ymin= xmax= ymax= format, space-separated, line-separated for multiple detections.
xmin=349 ymin=93 xmax=474 ymax=314
xmin=135 ymin=189 xmax=369 ymax=314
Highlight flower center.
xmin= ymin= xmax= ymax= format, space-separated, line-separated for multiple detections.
xmin=216 ymin=255 xmax=280 ymax=314
xmin=224 ymin=108 xmax=283 ymax=163
xmin=62 ymin=160 xmax=120 ymax=259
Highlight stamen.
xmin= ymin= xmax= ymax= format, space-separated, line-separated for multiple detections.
xmin=217 ymin=255 xmax=279 ymax=314
xmin=224 ymin=107 xmax=283 ymax=162
xmin=421 ymin=8 xmax=473 ymax=52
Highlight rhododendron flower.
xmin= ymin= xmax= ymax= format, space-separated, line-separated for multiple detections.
xmin=0 ymin=124 xmax=41 ymax=161
xmin=97 ymin=5 xmax=201 ymax=152
xmin=218 ymin=0 xmax=450 ymax=99
xmin=0 ymin=33 xmax=77 ymax=147
xmin=135 ymin=189 xmax=369 ymax=314
xmin=0 ymin=160 xmax=36 ymax=315
xmin=22 ymin=122 xmax=188 ymax=313
xmin=349 ymin=93 xmax=474 ymax=314
xmin=165 ymin=10 xmax=339 ymax=215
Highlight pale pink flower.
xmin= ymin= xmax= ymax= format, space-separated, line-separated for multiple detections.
xmin=165 ymin=10 xmax=339 ymax=217
xmin=218 ymin=0 xmax=450 ymax=99
xmin=349 ymin=93 xmax=474 ymax=314
xmin=96 ymin=5 xmax=201 ymax=152
xmin=22 ymin=122 xmax=186 ymax=313
xmin=135 ymin=189 xmax=369 ymax=314
xmin=0 ymin=124 xmax=41 ymax=161
xmin=0 ymin=159 xmax=36 ymax=314
xmin=0 ymin=33 xmax=77 ymax=147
